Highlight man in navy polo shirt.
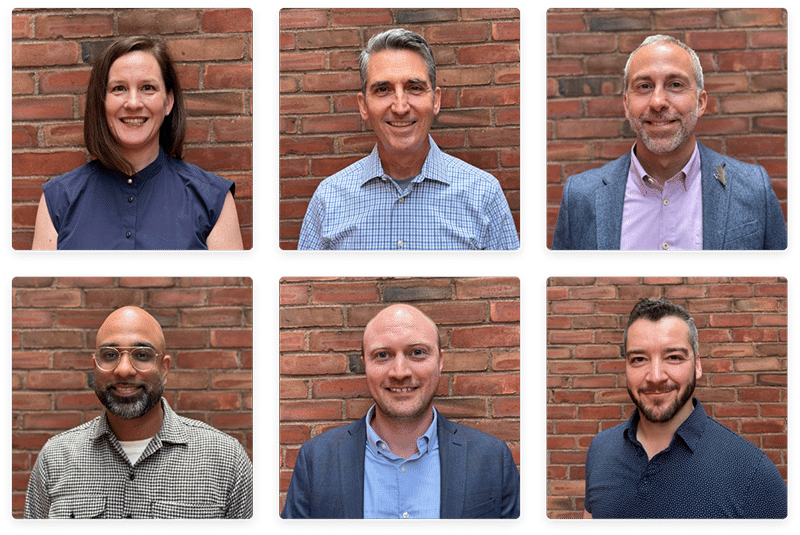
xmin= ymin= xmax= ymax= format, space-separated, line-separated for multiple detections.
xmin=583 ymin=298 xmax=786 ymax=518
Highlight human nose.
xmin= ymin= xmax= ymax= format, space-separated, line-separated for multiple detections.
xmin=123 ymin=89 xmax=143 ymax=110
xmin=648 ymin=85 xmax=669 ymax=112
xmin=112 ymin=350 xmax=138 ymax=376
xmin=645 ymin=358 xmax=666 ymax=383
xmin=390 ymin=88 xmax=410 ymax=115
xmin=387 ymin=352 xmax=412 ymax=380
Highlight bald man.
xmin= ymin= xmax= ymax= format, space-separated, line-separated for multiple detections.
xmin=24 ymin=306 xmax=252 ymax=519
xmin=281 ymin=304 xmax=520 ymax=519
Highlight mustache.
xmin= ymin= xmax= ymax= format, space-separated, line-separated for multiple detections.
xmin=637 ymin=384 xmax=678 ymax=394
xmin=641 ymin=114 xmax=681 ymax=122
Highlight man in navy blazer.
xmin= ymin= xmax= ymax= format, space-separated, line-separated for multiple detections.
xmin=552 ymin=35 xmax=786 ymax=250
xmin=281 ymin=304 xmax=520 ymax=519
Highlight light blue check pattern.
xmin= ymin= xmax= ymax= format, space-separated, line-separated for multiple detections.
xmin=297 ymin=138 xmax=520 ymax=250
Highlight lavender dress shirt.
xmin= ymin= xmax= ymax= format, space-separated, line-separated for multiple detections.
xmin=621 ymin=144 xmax=703 ymax=250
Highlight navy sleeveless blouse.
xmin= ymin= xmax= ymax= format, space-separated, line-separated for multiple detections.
xmin=42 ymin=148 xmax=234 ymax=250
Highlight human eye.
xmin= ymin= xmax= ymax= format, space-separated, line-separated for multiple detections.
xmin=97 ymin=348 xmax=120 ymax=362
xmin=142 ymin=84 xmax=157 ymax=92
xmin=108 ymin=85 xmax=126 ymax=94
xmin=628 ymin=355 xmax=646 ymax=365
xmin=373 ymin=351 xmax=390 ymax=360
xmin=131 ymin=348 xmax=156 ymax=362
xmin=410 ymin=348 xmax=429 ymax=359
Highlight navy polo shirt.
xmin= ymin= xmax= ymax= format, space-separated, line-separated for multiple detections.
xmin=584 ymin=399 xmax=787 ymax=518
xmin=42 ymin=148 xmax=233 ymax=250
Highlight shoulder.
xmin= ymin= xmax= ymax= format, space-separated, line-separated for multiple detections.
xmin=563 ymin=154 xmax=631 ymax=194
xmin=37 ymin=418 xmax=101 ymax=457
xmin=438 ymin=414 xmax=511 ymax=452
xmin=42 ymin=160 xmax=104 ymax=194
xmin=171 ymin=413 xmax=248 ymax=455
xmin=437 ymin=150 xmax=498 ymax=183
xmin=300 ymin=418 xmax=364 ymax=453
xmin=587 ymin=419 xmax=628 ymax=453
xmin=700 ymin=416 xmax=773 ymax=461
xmin=165 ymin=158 xmax=234 ymax=191
xmin=314 ymin=156 xmax=372 ymax=193
xmin=698 ymin=144 xmax=771 ymax=189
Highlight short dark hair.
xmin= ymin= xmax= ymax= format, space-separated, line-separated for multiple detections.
xmin=84 ymin=36 xmax=186 ymax=176
xmin=622 ymin=298 xmax=699 ymax=358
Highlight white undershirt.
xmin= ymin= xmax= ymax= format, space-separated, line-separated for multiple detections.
xmin=118 ymin=437 xmax=153 ymax=465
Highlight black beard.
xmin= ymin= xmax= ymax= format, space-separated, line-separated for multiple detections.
xmin=628 ymin=374 xmax=696 ymax=424
xmin=95 ymin=379 xmax=164 ymax=420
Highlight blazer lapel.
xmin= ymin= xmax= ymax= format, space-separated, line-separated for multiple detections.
xmin=437 ymin=413 xmax=467 ymax=518
xmin=339 ymin=418 xmax=367 ymax=518
xmin=595 ymin=154 xmax=630 ymax=249
xmin=699 ymin=143 xmax=730 ymax=250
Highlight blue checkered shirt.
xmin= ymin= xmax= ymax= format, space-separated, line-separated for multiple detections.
xmin=297 ymin=138 xmax=520 ymax=250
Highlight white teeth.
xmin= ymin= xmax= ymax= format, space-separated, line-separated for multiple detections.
xmin=121 ymin=118 xmax=146 ymax=125
xmin=389 ymin=121 xmax=413 ymax=127
xmin=389 ymin=387 xmax=414 ymax=392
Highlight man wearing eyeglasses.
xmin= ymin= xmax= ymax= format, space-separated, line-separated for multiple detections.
xmin=23 ymin=306 xmax=253 ymax=519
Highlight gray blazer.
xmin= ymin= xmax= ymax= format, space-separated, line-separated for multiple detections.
xmin=280 ymin=411 xmax=520 ymax=519
xmin=552 ymin=143 xmax=787 ymax=250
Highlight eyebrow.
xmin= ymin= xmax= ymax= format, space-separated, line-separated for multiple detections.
xmin=107 ymin=78 xmax=160 ymax=86
xmin=630 ymin=72 xmax=691 ymax=84
xmin=626 ymin=346 xmax=690 ymax=357
xmin=99 ymin=341 xmax=157 ymax=350
xmin=369 ymin=78 xmax=429 ymax=90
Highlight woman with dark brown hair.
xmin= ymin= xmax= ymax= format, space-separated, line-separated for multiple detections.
xmin=31 ymin=36 xmax=243 ymax=250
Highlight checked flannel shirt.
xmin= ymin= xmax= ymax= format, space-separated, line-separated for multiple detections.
xmin=24 ymin=399 xmax=252 ymax=519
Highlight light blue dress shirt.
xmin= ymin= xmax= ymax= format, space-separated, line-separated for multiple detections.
xmin=363 ymin=406 xmax=441 ymax=519
xmin=297 ymin=137 xmax=520 ymax=250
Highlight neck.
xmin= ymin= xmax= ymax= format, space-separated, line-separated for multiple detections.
xmin=634 ymin=137 xmax=696 ymax=184
xmin=106 ymin=401 xmax=164 ymax=441
xmin=378 ymin=140 xmax=430 ymax=180
xmin=119 ymin=144 xmax=160 ymax=175
xmin=370 ymin=406 xmax=435 ymax=459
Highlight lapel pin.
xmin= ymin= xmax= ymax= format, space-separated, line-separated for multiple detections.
xmin=714 ymin=164 xmax=727 ymax=188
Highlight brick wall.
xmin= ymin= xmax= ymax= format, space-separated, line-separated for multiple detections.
xmin=546 ymin=8 xmax=788 ymax=247
xmin=11 ymin=277 xmax=253 ymax=518
xmin=546 ymin=277 xmax=787 ymax=518
xmin=279 ymin=8 xmax=521 ymax=249
xmin=279 ymin=277 xmax=521 ymax=512
xmin=11 ymin=8 xmax=253 ymax=249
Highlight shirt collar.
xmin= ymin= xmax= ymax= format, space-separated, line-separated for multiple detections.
xmin=623 ymin=398 xmax=707 ymax=453
xmin=629 ymin=142 xmax=701 ymax=195
xmin=359 ymin=136 xmax=452 ymax=187
xmin=92 ymin=397 xmax=190 ymax=445
xmin=365 ymin=405 xmax=439 ymax=457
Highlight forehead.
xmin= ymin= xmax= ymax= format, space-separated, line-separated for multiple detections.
xmin=626 ymin=316 xmax=691 ymax=352
xmin=365 ymin=48 xmax=431 ymax=85
xmin=363 ymin=307 xmax=437 ymax=347
xmin=108 ymin=50 xmax=163 ymax=80
xmin=96 ymin=310 xmax=164 ymax=349
xmin=628 ymin=42 xmax=695 ymax=83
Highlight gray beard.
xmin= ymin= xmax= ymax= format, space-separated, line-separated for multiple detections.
xmin=95 ymin=380 xmax=164 ymax=420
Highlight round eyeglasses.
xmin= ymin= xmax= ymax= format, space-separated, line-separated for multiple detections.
xmin=94 ymin=346 xmax=162 ymax=372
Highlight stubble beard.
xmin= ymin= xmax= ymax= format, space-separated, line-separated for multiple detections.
xmin=630 ymin=106 xmax=698 ymax=155
xmin=628 ymin=373 xmax=696 ymax=424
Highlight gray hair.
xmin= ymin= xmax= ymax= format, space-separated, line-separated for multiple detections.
xmin=358 ymin=28 xmax=437 ymax=94
xmin=623 ymin=34 xmax=704 ymax=94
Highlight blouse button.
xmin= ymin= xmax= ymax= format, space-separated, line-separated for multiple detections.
xmin=127 ymin=178 xmax=133 ymax=185
xmin=126 ymin=231 xmax=132 ymax=238
xmin=128 ymin=196 xmax=133 ymax=203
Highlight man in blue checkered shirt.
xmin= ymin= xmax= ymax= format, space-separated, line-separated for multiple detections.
xmin=297 ymin=29 xmax=519 ymax=250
